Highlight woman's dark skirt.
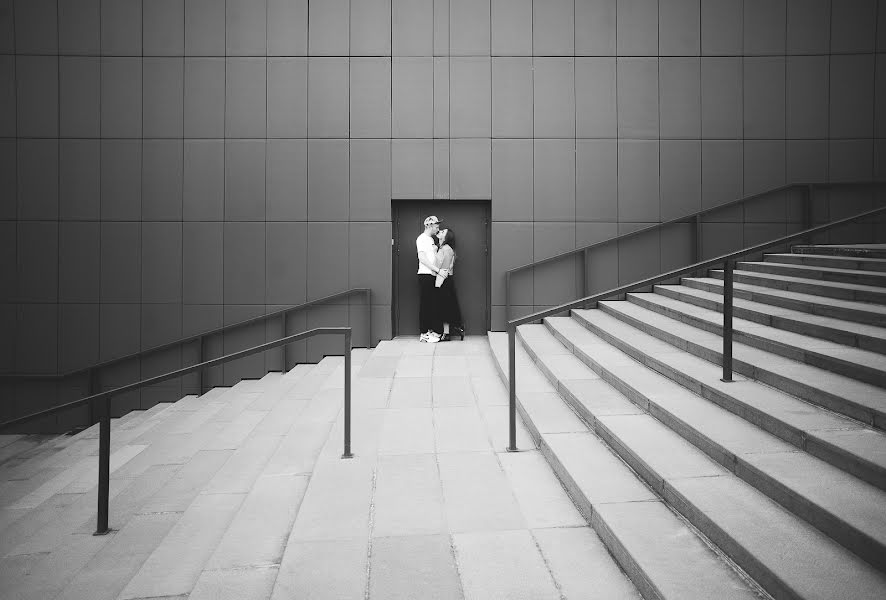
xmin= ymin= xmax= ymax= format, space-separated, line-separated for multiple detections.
xmin=438 ymin=275 xmax=462 ymax=327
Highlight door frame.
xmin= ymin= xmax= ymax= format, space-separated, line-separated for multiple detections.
xmin=391 ymin=200 xmax=492 ymax=337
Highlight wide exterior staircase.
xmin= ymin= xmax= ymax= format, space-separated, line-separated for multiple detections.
xmin=1 ymin=244 xmax=885 ymax=599
xmin=489 ymin=244 xmax=886 ymax=600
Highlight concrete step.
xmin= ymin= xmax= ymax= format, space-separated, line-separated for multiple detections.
xmin=682 ymin=276 xmax=886 ymax=326
xmin=792 ymin=245 xmax=886 ymax=259
xmin=766 ymin=253 xmax=886 ymax=273
xmin=654 ymin=284 xmax=886 ymax=354
xmin=487 ymin=332 xmax=768 ymax=600
xmin=0 ymin=434 xmax=64 ymax=468
xmin=582 ymin=301 xmax=886 ymax=430
xmin=541 ymin=316 xmax=886 ymax=575
xmin=736 ymin=261 xmax=886 ymax=288
xmin=710 ymin=269 xmax=886 ymax=304
xmin=560 ymin=309 xmax=886 ymax=491
xmin=625 ymin=292 xmax=886 ymax=387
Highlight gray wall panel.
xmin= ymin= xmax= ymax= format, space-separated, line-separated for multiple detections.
xmin=142 ymin=222 xmax=183 ymax=304
xmin=226 ymin=0 xmax=267 ymax=57
xmin=100 ymin=140 xmax=141 ymax=220
xmin=267 ymin=139 xmax=308 ymax=221
xmin=59 ymin=139 xmax=100 ymax=220
xmin=16 ymin=56 xmax=58 ymax=137
xmin=17 ymin=139 xmax=58 ymax=220
xmin=744 ymin=0 xmax=786 ymax=55
xmin=144 ymin=0 xmax=184 ymax=56
xmin=58 ymin=0 xmax=101 ymax=55
xmin=100 ymin=222 xmax=141 ymax=303
xmin=533 ymin=0 xmax=574 ymax=56
xmin=58 ymin=221 xmax=100 ymax=303
xmin=659 ymin=0 xmax=700 ymax=56
xmin=225 ymin=140 xmax=266 ymax=222
xmin=268 ymin=58 xmax=308 ymax=138
xmin=101 ymin=0 xmax=141 ymax=56
xmin=14 ymin=0 xmax=57 ymax=54
xmin=184 ymin=58 xmax=225 ymax=138
xmin=353 ymin=0 xmax=392 ymax=56
xmin=182 ymin=222 xmax=223 ymax=304
xmin=142 ymin=140 xmax=183 ymax=221
xmin=491 ymin=0 xmax=531 ymax=56
xmin=59 ymin=57 xmax=99 ymax=138
xmin=183 ymin=140 xmax=224 ymax=221
xmin=143 ymin=58 xmax=184 ymax=138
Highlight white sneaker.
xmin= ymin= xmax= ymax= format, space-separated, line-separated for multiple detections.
xmin=419 ymin=333 xmax=428 ymax=342
xmin=425 ymin=332 xmax=441 ymax=344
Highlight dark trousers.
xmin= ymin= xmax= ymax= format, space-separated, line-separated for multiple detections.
xmin=418 ymin=274 xmax=441 ymax=334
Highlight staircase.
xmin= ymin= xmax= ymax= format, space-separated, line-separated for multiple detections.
xmin=489 ymin=244 xmax=886 ymax=600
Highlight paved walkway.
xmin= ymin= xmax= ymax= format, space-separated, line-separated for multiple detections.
xmin=267 ymin=336 xmax=638 ymax=600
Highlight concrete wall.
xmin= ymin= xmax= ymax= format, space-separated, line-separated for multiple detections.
xmin=1 ymin=0 xmax=884 ymax=427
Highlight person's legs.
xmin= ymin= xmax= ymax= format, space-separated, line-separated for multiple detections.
xmin=417 ymin=274 xmax=439 ymax=340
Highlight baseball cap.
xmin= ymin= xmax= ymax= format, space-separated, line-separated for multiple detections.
xmin=423 ymin=215 xmax=442 ymax=227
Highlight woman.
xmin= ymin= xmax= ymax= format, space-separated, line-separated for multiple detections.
xmin=435 ymin=228 xmax=464 ymax=341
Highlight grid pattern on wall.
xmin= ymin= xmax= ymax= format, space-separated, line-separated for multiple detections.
xmin=1 ymin=0 xmax=885 ymax=421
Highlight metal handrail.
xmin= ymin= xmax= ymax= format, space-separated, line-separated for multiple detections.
xmin=504 ymin=181 xmax=886 ymax=321
xmin=505 ymin=203 xmax=886 ymax=451
xmin=2 ymin=287 xmax=371 ymax=381
xmin=0 ymin=327 xmax=355 ymax=535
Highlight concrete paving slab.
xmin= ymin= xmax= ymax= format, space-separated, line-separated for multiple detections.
xmin=669 ymin=475 xmax=886 ymax=600
xmin=533 ymin=526 xmax=641 ymax=600
xmin=453 ymin=529 xmax=560 ymax=600
xmin=212 ymin=391 xmax=263 ymax=422
xmin=202 ymin=434 xmax=282 ymax=495
xmin=466 ymin=353 xmax=499 ymax=377
xmin=298 ymin=386 xmax=344 ymax=422
xmin=138 ymin=449 xmax=232 ymax=514
xmin=190 ymin=566 xmax=279 ymax=600
xmin=594 ymin=500 xmax=761 ymax=600
xmin=289 ymin=457 xmax=374 ymax=541
xmin=389 ymin=377 xmax=432 ymax=408
xmin=434 ymin=355 xmax=469 ymax=375
xmin=272 ymin=537 xmax=368 ymax=600
xmin=206 ymin=473 xmax=309 ymax=570
xmin=536 ymin=352 xmax=599 ymax=382
xmin=74 ymin=463 xmax=180 ymax=534
xmin=372 ymin=340 xmax=407 ymax=356
xmin=262 ymin=421 xmax=334 ymax=476
xmin=369 ymin=534 xmax=463 ymax=599
xmin=397 ymin=355 xmax=434 ymax=377
xmin=0 ymin=531 xmax=110 ymax=600
xmin=0 ymin=488 xmax=82 ymax=557
xmin=517 ymin=392 xmax=587 ymax=434
xmin=437 ymin=452 xmax=526 ymax=533
xmin=317 ymin=406 xmax=385 ymax=462
xmin=251 ymin=398 xmax=310 ymax=436
xmin=119 ymin=492 xmax=245 ymax=599
xmin=203 ymin=410 xmax=267 ymax=451
xmin=9 ymin=478 xmax=130 ymax=555
xmin=544 ymin=432 xmax=658 ymax=506
xmin=477 ymin=405 xmax=536 ymax=451
xmin=111 ymin=422 xmax=226 ymax=479
xmin=6 ymin=456 xmax=94 ymax=510
xmin=377 ymin=408 xmax=436 ymax=455
xmin=498 ymin=450 xmax=585 ymax=529
xmin=373 ymin=454 xmax=446 ymax=537
xmin=55 ymin=512 xmax=180 ymax=600
xmin=352 ymin=377 xmax=393 ymax=409
xmin=434 ymin=407 xmax=494 ymax=453
xmin=471 ymin=376 xmax=509 ymax=406
xmin=433 ymin=376 xmax=476 ymax=407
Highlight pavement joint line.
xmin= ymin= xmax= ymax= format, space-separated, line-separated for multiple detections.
xmin=529 ymin=528 xmax=567 ymax=600
xmin=363 ymin=467 xmax=378 ymax=600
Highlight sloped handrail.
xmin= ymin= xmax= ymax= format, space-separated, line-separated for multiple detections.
xmin=2 ymin=287 xmax=371 ymax=381
xmin=504 ymin=181 xmax=885 ymax=321
xmin=0 ymin=327 xmax=356 ymax=535
xmin=505 ymin=203 xmax=886 ymax=452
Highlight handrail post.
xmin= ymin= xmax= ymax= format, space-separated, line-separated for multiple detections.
xmin=507 ymin=324 xmax=518 ymax=452
xmin=342 ymin=329 xmax=353 ymax=459
xmin=94 ymin=395 xmax=111 ymax=535
xmin=281 ymin=313 xmax=288 ymax=372
xmin=88 ymin=368 xmax=97 ymax=424
xmin=581 ymin=248 xmax=588 ymax=297
xmin=721 ymin=260 xmax=734 ymax=383
xmin=505 ymin=271 xmax=511 ymax=326
xmin=197 ymin=336 xmax=204 ymax=395
xmin=366 ymin=290 xmax=372 ymax=349
xmin=804 ymin=184 xmax=815 ymax=244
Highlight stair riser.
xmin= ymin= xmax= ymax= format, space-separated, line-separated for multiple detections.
xmin=792 ymin=246 xmax=886 ymax=260
xmin=710 ymin=271 xmax=886 ymax=304
xmin=766 ymin=254 xmax=886 ymax=273
xmin=738 ymin=262 xmax=886 ymax=288
xmin=625 ymin=295 xmax=886 ymax=388
xmin=682 ymin=278 xmax=885 ymax=326
xmin=594 ymin=303 xmax=884 ymax=429
xmin=491 ymin=338 xmax=669 ymax=600
xmin=562 ymin=314 xmax=886 ymax=492
xmin=654 ymin=286 xmax=886 ymax=354
xmin=539 ymin=322 xmax=886 ymax=573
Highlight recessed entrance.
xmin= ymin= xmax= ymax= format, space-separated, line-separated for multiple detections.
xmin=391 ymin=201 xmax=491 ymax=337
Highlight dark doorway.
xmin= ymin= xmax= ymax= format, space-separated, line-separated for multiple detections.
xmin=392 ymin=201 xmax=491 ymax=337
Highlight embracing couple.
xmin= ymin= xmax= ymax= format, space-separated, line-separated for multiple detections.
xmin=416 ymin=215 xmax=464 ymax=343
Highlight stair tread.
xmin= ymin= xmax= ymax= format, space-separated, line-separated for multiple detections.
xmin=543 ymin=316 xmax=886 ymax=524
xmin=503 ymin=328 xmax=886 ymax=599
xmin=593 ymin=301 xmax=886 ymax=420
xmin=740 ymin=260 xmax=886 ymax=282
xmin=657 ymin=284 xmax=886 ymax=342
xmin=767 ymin=253 xmax=886 ymax=272
xmin=715 ymin=268 xmax=886 ymax=294
xmin=686 ymin=277 xmax=886 ymax=316
xmin=630 ymin=291 xmax=886 ymax=372
xmin=487 ymin=333 xmax=764 ymax=600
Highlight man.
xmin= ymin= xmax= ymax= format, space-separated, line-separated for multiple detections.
xmin=416 ymin=215 xmax=447 ymax=342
